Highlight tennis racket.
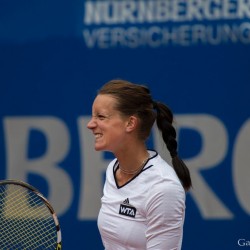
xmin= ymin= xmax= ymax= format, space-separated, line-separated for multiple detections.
xmin=0 ymin=179 xmax=62 ymax=249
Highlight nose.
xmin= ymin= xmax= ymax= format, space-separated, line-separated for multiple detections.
xmin=87 ymin=117 xmax=96 ymax=129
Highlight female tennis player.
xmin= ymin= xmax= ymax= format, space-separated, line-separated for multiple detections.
xmin=87 ymin=79 xmax=192 ymax=250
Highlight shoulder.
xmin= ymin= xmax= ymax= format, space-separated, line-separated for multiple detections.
xmin=146 ymin=151 xmax=183 ymax=188
xmin=104 ymin=158 xmax=118 ymax=179
xmin=144 ymin=152 xmax=185 ymax=210
xmin=145 ymin=178 xmax=185 ymax=220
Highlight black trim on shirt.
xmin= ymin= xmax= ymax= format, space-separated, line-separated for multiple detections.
xmin=113 ymin=149 xmax=158 ymax=189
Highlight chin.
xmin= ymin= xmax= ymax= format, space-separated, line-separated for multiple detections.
xmin=94 ymin=144 xmax=112 ymax=152
xmin=94 ymin=144 xmax=106 ymax=151
xmin=94 ymin=146 xmax=101 ymax=151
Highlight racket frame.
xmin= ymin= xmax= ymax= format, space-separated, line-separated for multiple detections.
xmin=0 ymin=179 xmax=62 ymax=250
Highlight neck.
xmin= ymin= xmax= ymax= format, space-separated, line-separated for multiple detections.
xmin=118 ymin=152 xmax=149 ymax=175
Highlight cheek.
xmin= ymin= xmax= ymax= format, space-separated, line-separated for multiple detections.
xmin=108 ymin=127 xmax=127 ymax=144
xmin=104 ymin=124 xmax=123 ymax=139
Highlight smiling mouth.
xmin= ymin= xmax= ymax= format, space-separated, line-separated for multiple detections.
xmin=94 ymin=133 xmax=102 ymax=139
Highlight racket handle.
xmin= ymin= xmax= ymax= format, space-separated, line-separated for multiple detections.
xmin=56 ymin=243 xmax=62 ymax=250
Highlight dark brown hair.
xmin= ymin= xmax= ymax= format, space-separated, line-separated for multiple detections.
xmin=98 ymin=79 xmax=192 ymax=191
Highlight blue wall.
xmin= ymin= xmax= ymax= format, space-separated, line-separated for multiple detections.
xmin=1 ymin=1 xmax=250 ymax=249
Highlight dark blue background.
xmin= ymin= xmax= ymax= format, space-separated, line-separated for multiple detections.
xmin=1 ymin=1 xmax=249 ymax=249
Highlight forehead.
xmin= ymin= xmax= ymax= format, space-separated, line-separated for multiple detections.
xmin=92 ymin=94 xmax=117 ymax=112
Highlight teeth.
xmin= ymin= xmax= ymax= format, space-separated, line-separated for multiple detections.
xmin=95 ymin=134 xmax=102 ymax=139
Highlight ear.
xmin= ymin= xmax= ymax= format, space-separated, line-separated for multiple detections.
xmin=126 ymin=116 xmax=138 ymax=132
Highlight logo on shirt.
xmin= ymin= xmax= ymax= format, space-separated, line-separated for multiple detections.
xmin=119 ymin=198 xmax=137 ymax=218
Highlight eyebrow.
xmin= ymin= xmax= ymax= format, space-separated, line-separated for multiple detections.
xmin=92 ymin=112 xmax=112 ymax=118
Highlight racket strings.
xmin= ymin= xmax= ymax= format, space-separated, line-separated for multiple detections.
xmin=0 ymin=186 xmax=56 ymax=248
xmin=0 ymin=184 xmax=57 ymax=249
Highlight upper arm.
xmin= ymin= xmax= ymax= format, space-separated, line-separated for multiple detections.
xmin=145 ymin=182 xmax=185 ymax=250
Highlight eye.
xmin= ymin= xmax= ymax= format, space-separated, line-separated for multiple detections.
xmin=93 ymin=114 xmax=107 ymax=120
xmin=97 ymin=114 xmax=106 ymax=120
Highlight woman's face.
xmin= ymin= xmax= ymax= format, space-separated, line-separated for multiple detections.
xmin=87 ymin=94 xmax=129 ymax=153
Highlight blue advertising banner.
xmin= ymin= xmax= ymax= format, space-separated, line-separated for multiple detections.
xmin=0 ymin=1 xmax=250 ymax=249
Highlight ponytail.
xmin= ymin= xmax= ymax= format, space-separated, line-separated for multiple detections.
xmin=153 ymin=101 xmax=192 ymax=191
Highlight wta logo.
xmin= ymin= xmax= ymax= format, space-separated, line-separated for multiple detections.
xmin=119 ymin=198 xmax=137 ymax=218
